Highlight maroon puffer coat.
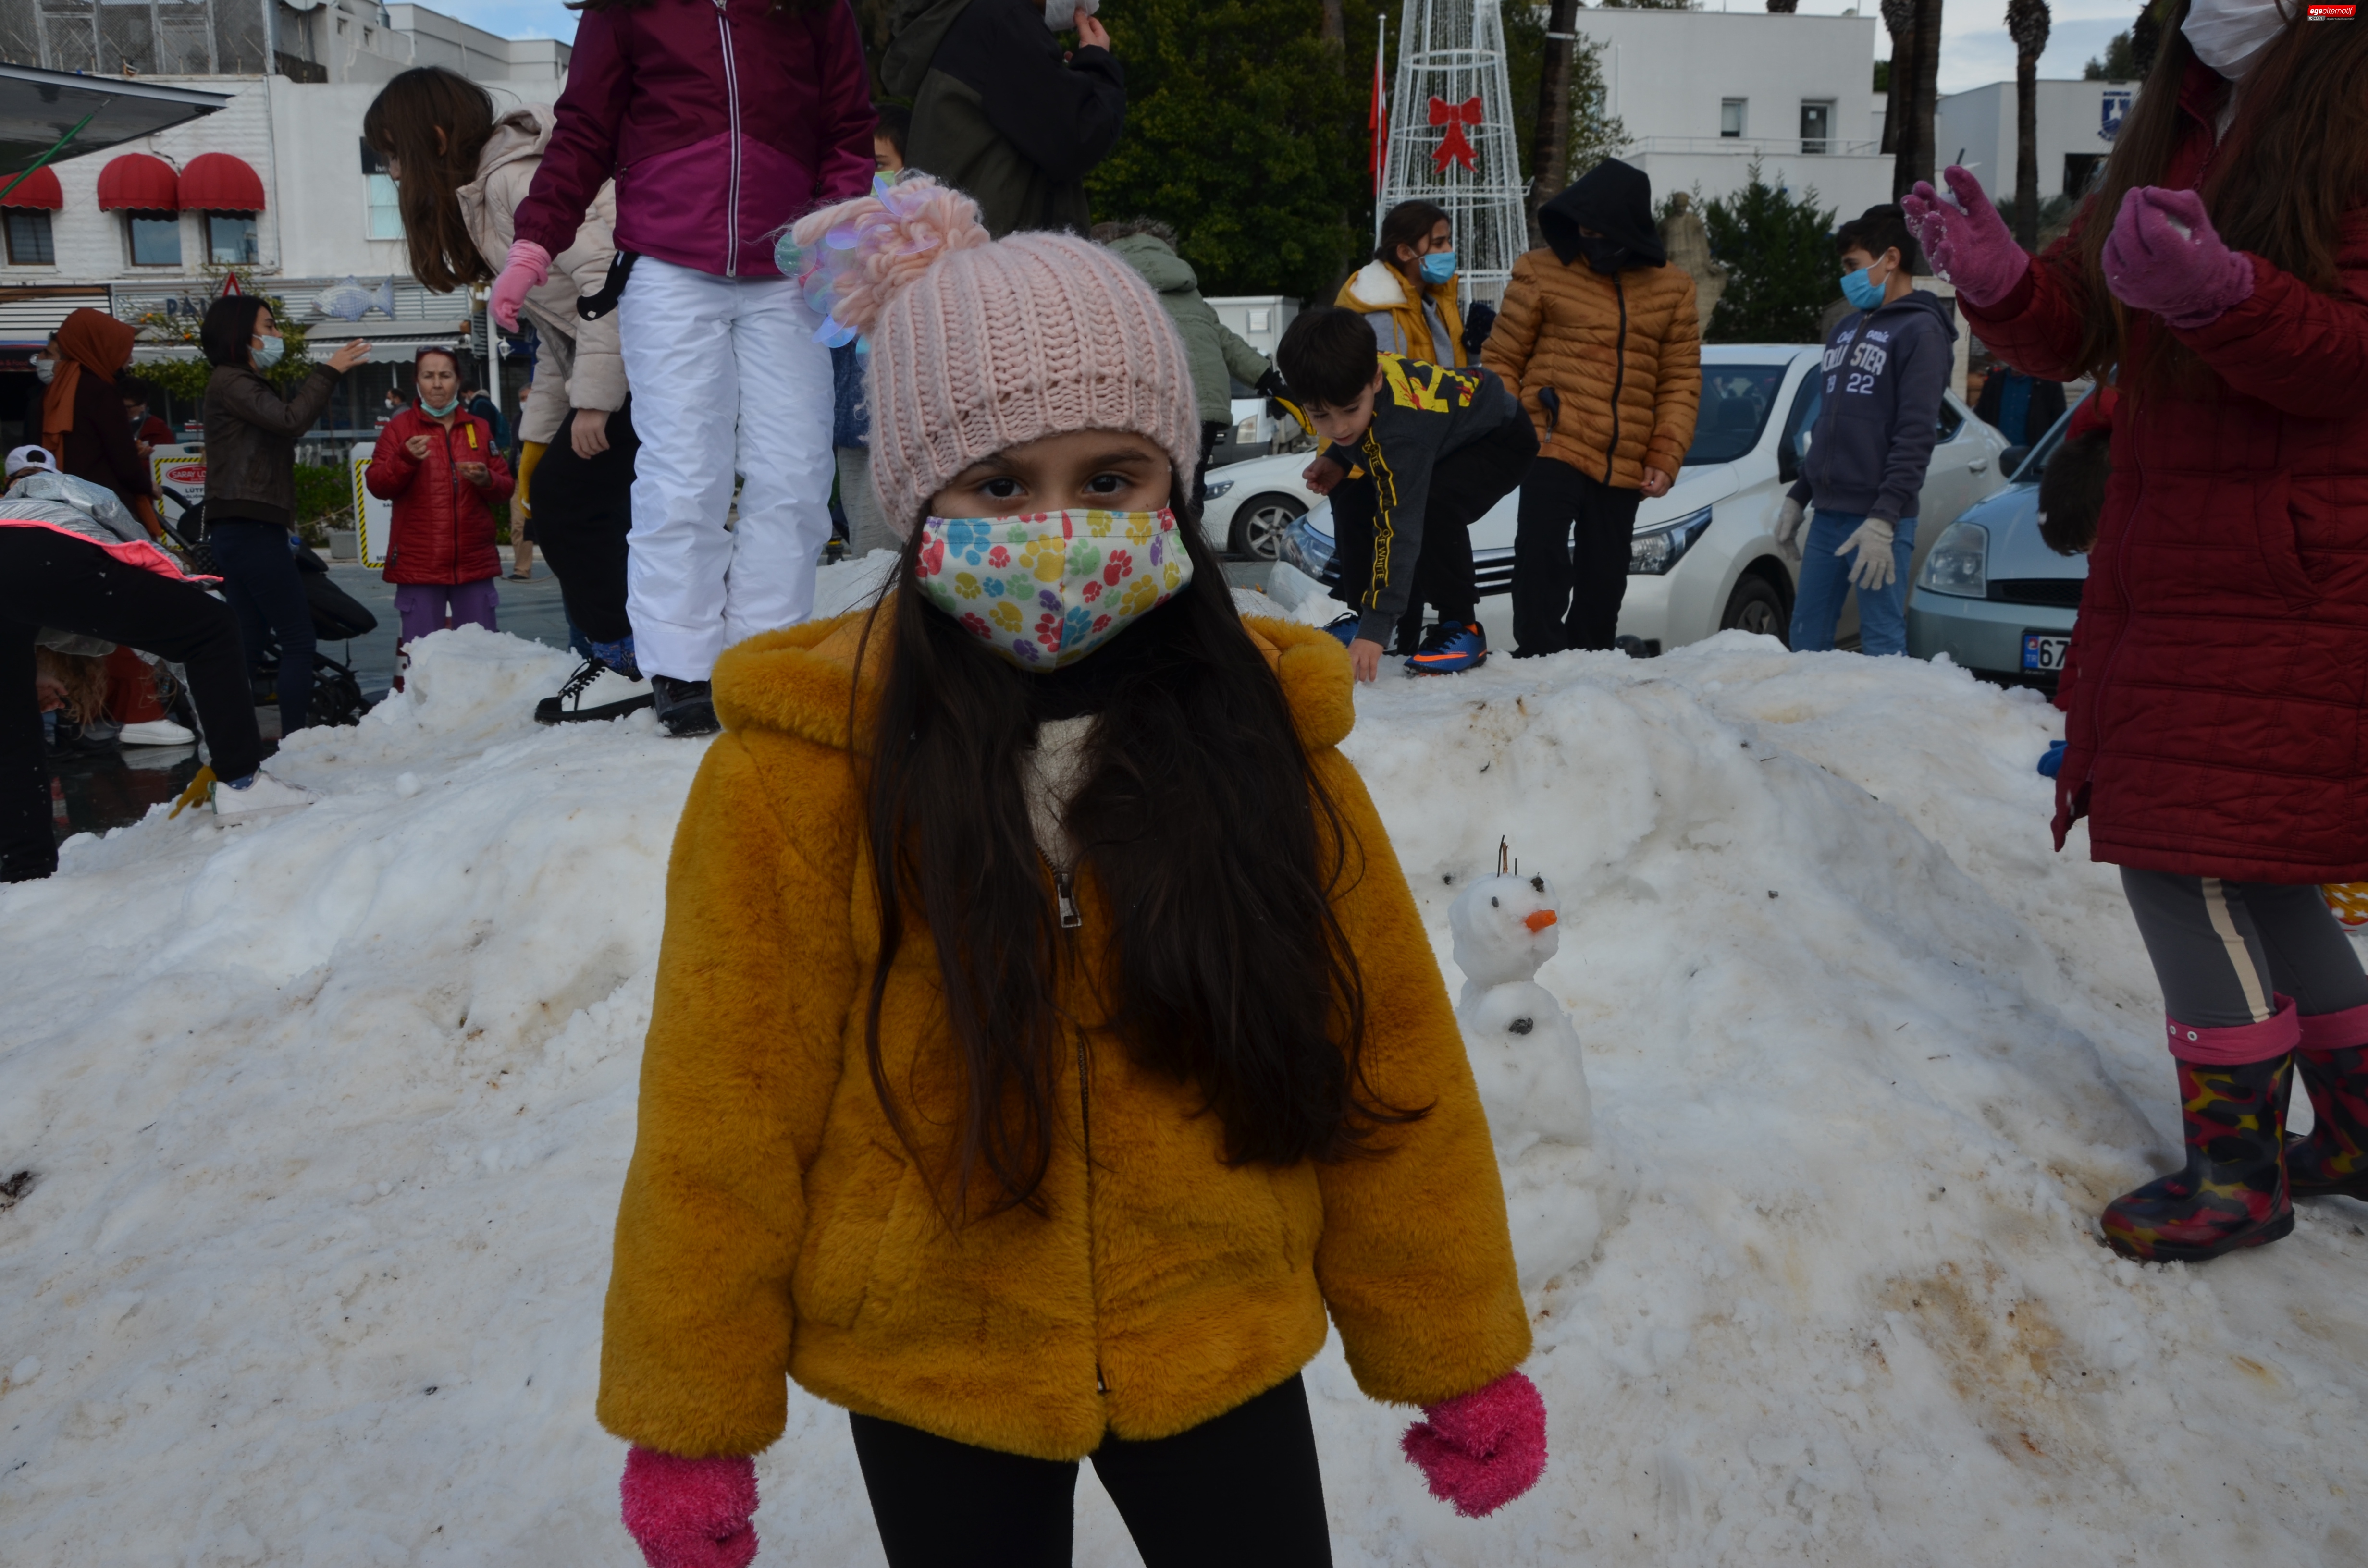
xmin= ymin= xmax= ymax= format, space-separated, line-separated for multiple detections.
xmin=1963 ymin=61 xmax=2368 ymax=883
xmin=512 ymin=0 xmax=875 ymax=280
xmin=368 ymin=406 xmax=515 ymax=587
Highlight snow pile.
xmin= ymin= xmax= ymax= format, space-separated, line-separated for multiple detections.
xmin=4 ymin=600 xmax=2366 ymax=1566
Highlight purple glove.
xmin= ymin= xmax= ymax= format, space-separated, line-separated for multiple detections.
xmin=2101 ymin=186 xmax=2255 ymax=330
xmin=619 ymin=1447 xmax=758 ymax=1568
xmin=1902 ymin=167 xmax=2030 ymax=310
xmin=1401 ymin=1370 xmax=1547 ymax=1518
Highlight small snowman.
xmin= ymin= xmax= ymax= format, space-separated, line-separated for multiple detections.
xmin=1450 ymin=840 xmax=1615 ymax=1289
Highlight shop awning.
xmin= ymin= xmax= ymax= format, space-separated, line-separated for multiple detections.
xmin=0 ymin=165 xmax=62 ymax=209
xmin=179 ymin=151 xmax=264 ymax=212
xmin=98 ymin=152 xmax=179 ymax=212
xmin=0 ymin=64 xmax=226 ymax=176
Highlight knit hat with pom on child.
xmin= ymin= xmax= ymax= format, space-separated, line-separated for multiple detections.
xmin=784 ymin=179 xmax=1203 ymax=536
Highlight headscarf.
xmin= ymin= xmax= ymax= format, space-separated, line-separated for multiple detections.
xmin=41 ymin=307 xmax=137 ymax=463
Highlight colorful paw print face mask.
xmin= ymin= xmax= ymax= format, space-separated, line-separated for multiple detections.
xmin=915 ymin=508 xmax=1193 ymax=670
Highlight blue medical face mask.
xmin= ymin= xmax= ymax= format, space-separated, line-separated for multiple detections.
xmin=251 ymin=333 xmax=284 ymax=369
xmin=419 ymin=394 xmax=460 ymax=417
xmin=1418 ymin=249 xmax=1457 ymax=285
xmin=1840 ymin=259 xmax=1891 ymax=311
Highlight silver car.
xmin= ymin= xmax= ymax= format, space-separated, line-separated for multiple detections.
xmin=1905 ymin=396 xmax=2090 ymax=689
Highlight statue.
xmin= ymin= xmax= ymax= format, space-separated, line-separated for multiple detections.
xmin=1657 ymin=192 xmax=1727 ymax=335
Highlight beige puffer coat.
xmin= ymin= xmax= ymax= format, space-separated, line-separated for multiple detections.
xmin=1483 ymin=251 xmax=1700 ymax=490
xmin=457 ymin=107 xmax=625 ymax=446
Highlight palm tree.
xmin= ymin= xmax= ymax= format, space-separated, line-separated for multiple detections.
xmin=1528 ymin=0 xmax=1584 ymax=230
xmin=1880 ymin=0 xmax=1914 ymax=158
xmin=2008 ymin=0 xmax=2052 ymax=246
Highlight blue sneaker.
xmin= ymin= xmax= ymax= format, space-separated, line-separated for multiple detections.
xmin=1406 ymin=620 xmax=1488 ymax=675
xmin=1322 ymin=612 xmax=1360 ymax=648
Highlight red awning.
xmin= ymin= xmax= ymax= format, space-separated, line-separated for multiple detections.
xmin=0 ymin=166 xmax=62 ymax=209
xmin=178 ymin=151 xmax=264 ymax=213
xmin=97 ymin=152 xmax=178 ymax=212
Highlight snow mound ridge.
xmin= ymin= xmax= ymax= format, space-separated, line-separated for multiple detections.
xmin=2 ymin=619 xmax=2363 ymax=1566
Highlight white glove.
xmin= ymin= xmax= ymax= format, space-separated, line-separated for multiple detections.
xmin=1773 ymin=497 xmax=1806 ymax=564
xmin=1837 ymin=517 xmax=1898 ymax=592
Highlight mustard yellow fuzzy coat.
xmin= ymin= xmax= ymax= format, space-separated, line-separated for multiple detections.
xmin=597 ymin=610 xmax=1531 ymax=1463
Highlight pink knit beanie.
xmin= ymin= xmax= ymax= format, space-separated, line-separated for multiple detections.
xmin=789 ymin=179 xmax=1201 ymax=538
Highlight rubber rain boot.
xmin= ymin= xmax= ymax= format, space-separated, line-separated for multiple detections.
xmin=2101 ymin=1052 xmax=2294 ymax=1263
xmin=2288 ymin=1003 xmax=2368 ymax=1199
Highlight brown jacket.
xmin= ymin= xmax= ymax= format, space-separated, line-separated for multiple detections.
xmin=598 ymin=611 xmax=1531 ymax=1462
xmin=200 ymin=365 xmax=344 ymax=527
xmin=1484 ymin=251 xmax=1700 ymax=490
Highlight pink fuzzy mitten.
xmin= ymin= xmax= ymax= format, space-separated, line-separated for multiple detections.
xmin=2100 ymin=185 xmax=2255 ymax=329
xmin=1901 ymin=167 xmax=2030 ymax=310
xmin=489 ymin=239 xmax=552 ymax=333
xmin=619 ymin=1446 xmax=759 ymax=1568
xmin=1401 ymin=1370 xmax=1547 ymax=1518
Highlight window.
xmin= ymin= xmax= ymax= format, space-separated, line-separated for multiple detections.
xmin=207 ymin=213 xmax=258 ymax=265
xmin=4 ymin=209 xmax=53 ymax=265
xmin=1720 ymin=98 xmax=1747 ymax=139
xmin=1684 ymin=363 xmax=1789 ymax=466
xmin=1799 ymin=101 xmax=1832 ymax=155
xmin=127 ymin=211 xmax=181 ymax=266
xmin=360 ymin=140 xmax=404 ymax=241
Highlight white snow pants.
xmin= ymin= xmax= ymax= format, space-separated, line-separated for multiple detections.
xmin=617 ymin=256 xmax=835 ymax=682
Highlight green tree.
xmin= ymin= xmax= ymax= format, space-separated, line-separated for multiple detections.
xmin=2083 ymin=28 xmax=2137 ymax=78
xmin=1086 ymin=0 xmax=1385 ymax=300
xmin=1701 ymin=164 xmax=1838 ymax=343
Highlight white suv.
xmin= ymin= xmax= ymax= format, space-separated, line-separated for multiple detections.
xmin=1281 ymin=343 xmax=2009 ymax=652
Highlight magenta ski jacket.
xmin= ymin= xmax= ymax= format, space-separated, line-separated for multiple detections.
xmin=515 ymin=0 xmax=876 ymax=280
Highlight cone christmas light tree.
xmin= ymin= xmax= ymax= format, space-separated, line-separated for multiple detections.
xmin=1376 ymin=0 xmax=1529 ymax=306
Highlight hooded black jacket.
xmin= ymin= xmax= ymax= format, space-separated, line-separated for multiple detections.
xmin=882 ymin=0 xmax=1126 ymax=238
xmin=1539 ymin=159 xmax=1666 ymax=274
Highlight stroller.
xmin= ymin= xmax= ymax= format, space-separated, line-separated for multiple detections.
xmin=162 ymin=488 xmax=378 ymax=728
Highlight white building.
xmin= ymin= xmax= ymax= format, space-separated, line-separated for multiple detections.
xmin=0 ymin=0 xmax=567 ymax=441
xmin=1571 ymin=7 xmax=1892 ymax=220
xmin=1935 ymin=78 xmax=2137 ymax=207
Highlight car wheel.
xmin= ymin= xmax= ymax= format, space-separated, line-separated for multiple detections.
xmin=1721 ymin=573 xmax=1790 ymax=646
xmin=1229 ymin=494 xmax=1307 ymax=561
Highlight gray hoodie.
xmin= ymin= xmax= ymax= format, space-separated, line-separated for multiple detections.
xmin=1785 ymin=289 xmax=1956 ymax=526
xmin=457 ymin=107 xmax=625 ymax=445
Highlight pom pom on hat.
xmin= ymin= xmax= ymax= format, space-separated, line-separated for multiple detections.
xmin=783 ymin=176 xmax=1202 ymax=540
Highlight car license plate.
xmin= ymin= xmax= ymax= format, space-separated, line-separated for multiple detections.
xmin=2023 ymin=632 xmax=2071 ymax=673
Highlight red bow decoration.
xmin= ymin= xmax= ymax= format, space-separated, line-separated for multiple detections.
xmin=1429 ymin=96 xmax=1482 ymax=173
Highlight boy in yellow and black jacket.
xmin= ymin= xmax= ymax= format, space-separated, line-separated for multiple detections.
xmin=1275 ymin=305 xmax=1536 ymax=677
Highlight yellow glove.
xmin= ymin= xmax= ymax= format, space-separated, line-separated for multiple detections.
xmin=2322 ymin=882 xmax=2368 ymax=930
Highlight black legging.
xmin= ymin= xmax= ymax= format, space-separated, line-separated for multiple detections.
xmin=1326 ymin=416 xmax=1535 ymax=650
xmin=207 ymin=516 xmax=313 ymax=731
xmin=527 ymin=399 xmax=638 ymax=646
xmin=1 ymin=527 xmax=263 ymax=881
xmin=849 ymin=1374 xmax=1332 ymax=1568
xmin=1511 ymin=455 xmax=1644 ymax=656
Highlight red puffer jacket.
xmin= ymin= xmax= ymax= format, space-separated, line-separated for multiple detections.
xmin=1964 ymin=61 xmax=2368 ymax=883
xmin=368 ymin=407 xmax=515 ymax=587
xmin=512 ymin=0 xmax=875 ymax=280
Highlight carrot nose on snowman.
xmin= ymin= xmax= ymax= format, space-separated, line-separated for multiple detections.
xmin=1523 ymin=908 xmax=1558 ymax=933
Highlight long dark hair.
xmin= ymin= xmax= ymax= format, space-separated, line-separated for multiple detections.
xmin=362 ymin=68 xmax=500 ymax=293
xmin=198 ymin=295 xmax=270 ymax=368
xmin=1376 ymin=199 xmax=1449 ymax=271
xmin=2071 ymin=0 xmax=2368 ymax=386
xmin=855 ymin=490 xmax=1418 ymax=1216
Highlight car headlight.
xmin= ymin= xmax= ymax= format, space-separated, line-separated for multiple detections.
xmin=1281 ymin=503 xmax=1334 ymax=576
xmin=1629 ymin=506 xmax=1714 ymax=576
xmin=1204 ymin=478 xmax=1234 ymax=501
xmin=1918 ymin=521 xmax=1988 ymax=598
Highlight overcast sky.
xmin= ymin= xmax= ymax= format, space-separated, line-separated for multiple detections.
xmin=437 ymin=0 xmax=2144 ymax=100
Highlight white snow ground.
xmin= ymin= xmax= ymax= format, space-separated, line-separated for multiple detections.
xmin=4 ymin=565 xmax=2366 ymax=1567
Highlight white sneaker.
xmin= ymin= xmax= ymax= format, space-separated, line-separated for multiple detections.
xmin=535 ymin=658 xmax=656 ymax=725
xmin=211 ymin=768 xmax=316 ymax=822
xmin=117 ymin=718 xmax=197 ymax=747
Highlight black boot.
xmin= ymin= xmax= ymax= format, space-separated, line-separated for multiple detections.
xmin=650 ymin=674 xmax=719 ymax=737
